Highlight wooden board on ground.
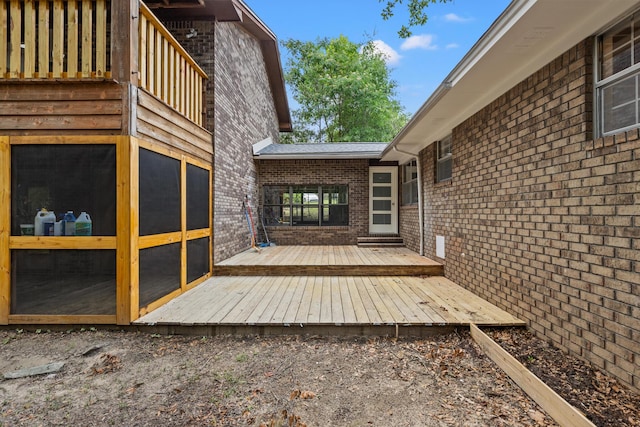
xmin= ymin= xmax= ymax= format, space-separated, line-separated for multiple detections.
xmin=470 ymin=324 xmax=596 ymax=427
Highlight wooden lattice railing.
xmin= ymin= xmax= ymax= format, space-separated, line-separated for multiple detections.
xmin=138 ymin=2 xmax=206 ymax=127
xmin=0 ymin=0 xmax=111 ymax=79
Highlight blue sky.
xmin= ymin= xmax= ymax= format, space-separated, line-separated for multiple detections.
xmin=244 ymin=0 xmax=511 ymax=116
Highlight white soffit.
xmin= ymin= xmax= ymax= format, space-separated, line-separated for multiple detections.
xmin=383 ymin=0 xmax=640 ymax=163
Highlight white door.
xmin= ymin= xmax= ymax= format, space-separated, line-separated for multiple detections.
xmin=369 ymin=166 xmax=398 ymax=234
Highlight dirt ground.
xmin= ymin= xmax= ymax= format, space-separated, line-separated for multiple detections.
xmin=0 ymin=327 xmax=638 ymax=427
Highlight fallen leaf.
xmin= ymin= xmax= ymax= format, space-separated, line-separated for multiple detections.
xmin=300 ymin=391 xmax=316 ymax=399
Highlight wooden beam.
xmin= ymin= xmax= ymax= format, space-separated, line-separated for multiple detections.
xmin=95 ymin=0 xmax=107 ymax=77
xmin=0 ymin=1 xmax=7 ymax=78
xmin=52 ymin=0 xmax=64 ymax=77
xmin=116 ymin=136 xmax=133 ymax=325
xmin=0 ymin=137 xmax=10 ymax=324
xmin=10 ymin=135 xmax=118 ymax=145
xmin=81 ymin=0 xmax=92 ymax=78
xmin=37 ymin=0 xmax=50 ymax=78
xmin=23 ymin=1 xmax=36 ymax=78
xmin=181 ymin=156 xmax=187 ymax=292
xmin=67 ymin=1 xmax=79 ymax=77
xmin=8 ymin=314 xmax=116 ymax=324
xmin=470 ymin=324 xmax=596 ymax=427
xmin=9 ymin=236 xmax=116 ymax=250
xmin=9 ymin=0 xmax=21 ymax=78
xmin=110 ymin=0 xmax=138 ymax=83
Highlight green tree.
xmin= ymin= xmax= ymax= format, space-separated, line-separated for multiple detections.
xmin=380 ymin=0 xmax=451 ymax=38
xmin=282 ymin=36 xmax=409 ymax=144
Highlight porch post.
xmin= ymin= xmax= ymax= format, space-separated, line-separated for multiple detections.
xmin=111 ymin=0 xmax=140 ymax=136
xmin=111 ymin=0 xmax=139 ymax=85
xmin=0 ymin=137 xmax=10 ymax=324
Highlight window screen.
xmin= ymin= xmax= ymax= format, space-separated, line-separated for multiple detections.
xmin=186 ymin=163 xmax=210 ymax=230
xmin=11 ymin=145 xmax=116 ymax=236
xmin=187 ymin=237 xmax=210 ymax=284
xmin=11 ymin=250 xmax=116 ymax=315
xmin=139 ymin=148 xmax=181 ymax=236
xmin=139 ymin=243 xmax=181 ymax=308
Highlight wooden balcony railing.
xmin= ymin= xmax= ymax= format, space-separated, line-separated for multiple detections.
xmin=0 ymin=0 xmax=207 ymax=127
xmin=138 ymin=2 xmax=206 ymax=126
xmin=0 ymin=0 xmax=111 ymax=79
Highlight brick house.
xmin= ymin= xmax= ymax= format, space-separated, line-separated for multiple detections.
xmin=249 ymin=0 xmax=640 ymax=392
xmin=379 ymin=0 xmax=640 ymax=391
xmin=153 ymin=2 xmax=292 ymax=264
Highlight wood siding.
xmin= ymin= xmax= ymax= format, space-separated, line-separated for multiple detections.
xmin=136 ymin=89 xmax=212 ymax=162
xmin=0 ymin=83 xmax=123 ymax=135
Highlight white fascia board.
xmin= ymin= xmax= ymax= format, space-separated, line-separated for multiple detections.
xmin=252 ymin=137 xmax=274 ymax=155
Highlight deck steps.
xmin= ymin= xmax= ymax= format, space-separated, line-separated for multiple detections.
xmin=357 ymin=236 xmax=404 ymax=248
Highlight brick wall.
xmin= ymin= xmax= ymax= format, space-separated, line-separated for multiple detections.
xmin=163 ymin=21 xmax=216 ymax=132
xmin=212 ymin=22 xmax=281 ymax=262
xmin=416 ymin=38 xmax=639 ymax=391
xmin=257 ymin=159 xmax=369 ymax=245
xmin=399 ymin=205 xmax=420 ymax=253
xmin=162 ymin=21 xmax=279 ymax=263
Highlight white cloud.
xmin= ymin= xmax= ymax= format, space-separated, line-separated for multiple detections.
xmin=370 ymin=40 xmax=402 ymax=65
xmin=444 ymin=13 xmax=471 ymax=23
xmin=400 ymin=34 xmax=437 ymax=51
xmin=445 ymin=43 xmax=459 ymax=50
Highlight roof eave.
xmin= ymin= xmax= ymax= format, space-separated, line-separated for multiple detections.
xmin=144 ymin=0 xmax=292 ymax=132
xmin=254 ymin=153 xmax=384 ymax=160
xmin=382 ymin=0 xmax=640 ymax=162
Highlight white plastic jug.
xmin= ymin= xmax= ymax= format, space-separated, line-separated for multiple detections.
xmin=34 ymin=208 xmax=56 ymax=236
xmin=75 ymin=212 xmax=92 ymax=236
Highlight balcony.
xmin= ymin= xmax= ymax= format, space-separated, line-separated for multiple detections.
xmin=0 ymin=0 xmax=207 ymax=127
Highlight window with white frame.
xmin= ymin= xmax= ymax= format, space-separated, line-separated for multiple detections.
xmin=436 ymin=136 xmax=452 ymax=182
xmin=401 ymin=160 xmax=418 ymax=205
xmin=597 ymin=13 xmax=640 ymax=136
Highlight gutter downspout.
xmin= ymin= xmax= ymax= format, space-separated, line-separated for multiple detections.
xmin=393 ymin=146 xmax=424 ymax=257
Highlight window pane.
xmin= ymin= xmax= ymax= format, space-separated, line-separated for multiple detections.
xmin=602 ymin=75 xmax=638 ymax=133
xmin=139 ymin=149 xmax=181 ymax=236
xmin=264 ymin=186 xmax=288 ymax=205
xmin=11 ymin=145 xmax=116 ymax=236
xmin=373 ymin=187 xmax=392 ymax=197
xmin=303 ymin=207 xmax=319 ymax=224
xmin=186 ymin=164 xmax=210 ymax=230
xmin=373 ymin=214 xmax=391 ymax=225
xmin=263 ymin=205 xmax=285 ymax=225
xmin=373 ymin=200 xmax=392 ymax=211
xmin=321 ymin=185 xmax=348 ymax=204
xmin=437 ymin=157 xmax=453 ymax=182
xmin=11 ymin=250 xmax=116 ymax=315
xmin=372 ymin=173 xmax=391 ymax=183
xmin=601 ymin=22 xmax=632 ymax=79
xmin=322 ymin=205 xmax=348 ymax=226
xmin=402 ymin=181 xmax=418 ymax=205
xmin=139 ymin=243 xmax=181 ymax=308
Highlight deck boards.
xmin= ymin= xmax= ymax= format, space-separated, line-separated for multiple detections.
xmin=213 ymin=245 xmax=444 ymax=276
xmin=136 ymin=246 xmax=524 ymax=332
xmin=136 ymin=275 xmax=524 ymax=328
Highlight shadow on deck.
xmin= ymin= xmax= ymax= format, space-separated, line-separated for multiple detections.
xmin=135 ymin=246 xmax=524 ymax=336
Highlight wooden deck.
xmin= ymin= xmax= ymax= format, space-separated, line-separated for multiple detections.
xmin=135 ymin=275 xmax=524 ymax=331
xmin=213 ymin=245 xmax=444 ymax=276
xmin=135 ymin=246 xmax=524 ymax=335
